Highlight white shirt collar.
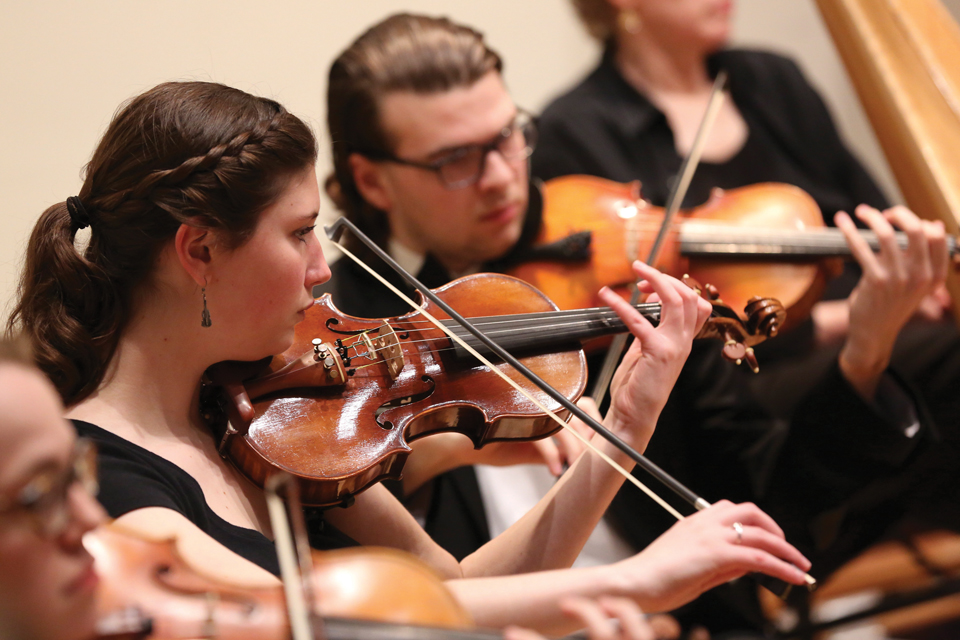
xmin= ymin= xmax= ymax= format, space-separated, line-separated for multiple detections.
xmin=386 ymin=237 xmax=481 ymax=280
xmin=387 ymin=237 xmax=427 ymax=277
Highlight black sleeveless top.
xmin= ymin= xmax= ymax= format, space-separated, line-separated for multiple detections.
xmin=73 ymin=421 xmax=357 ymax=576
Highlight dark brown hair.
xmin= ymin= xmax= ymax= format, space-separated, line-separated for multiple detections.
xmin=325 ymin=13 xmax=502 ymax=251
xmin=7 ymin=82 xmax=317 ymax=406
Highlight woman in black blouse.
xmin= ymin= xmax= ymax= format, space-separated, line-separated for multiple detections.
xmin=532 ymin=0 xmax=960 ymax=630
xmin=533 ymin=0 xmax=912 ymax=342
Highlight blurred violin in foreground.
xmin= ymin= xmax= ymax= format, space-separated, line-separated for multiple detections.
xmin=203 ymin=272 xmax=784 ymax=507
xmin=89 ymin=522 xmax=661 ymax=640
xmin=87 ymin=522 xmax=504 ymax=640
xmin=508 ymin=175 xmax=960 ymax=331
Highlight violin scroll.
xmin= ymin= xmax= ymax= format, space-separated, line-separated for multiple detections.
xmin=684 ymin=275 xmax=787 ymax=373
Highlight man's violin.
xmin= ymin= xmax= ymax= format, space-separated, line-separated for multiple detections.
xmin=509 ymin=175 xmax=960 ymax=331
xmin=203 ymin=273 xmax=783 ymax=507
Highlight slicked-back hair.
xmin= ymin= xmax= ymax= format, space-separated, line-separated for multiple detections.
xmin=326 ymin=13 xmax=503 ymax=253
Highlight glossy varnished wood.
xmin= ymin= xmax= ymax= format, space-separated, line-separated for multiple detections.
xmin=814 ymin=0 xmax=960 ymax=320
xmin=88 ymin=523 xmax=473 ymax=637
xmin=220 ymin=274 xmax=586 ymax=507
xmin=511 ymin=176 xmax=834 ymax=332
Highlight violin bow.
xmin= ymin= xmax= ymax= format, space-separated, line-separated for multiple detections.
xmin=592 ymin=70 xmax=730 ymax=405
xmin=326 ymin=217 xmax=815 ymax=595
xmin=266 ymin=473 xmax=322 ymax=640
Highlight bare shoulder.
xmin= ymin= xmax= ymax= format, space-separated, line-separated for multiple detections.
xmin=113 ymin=508 xmax=279 ymax=588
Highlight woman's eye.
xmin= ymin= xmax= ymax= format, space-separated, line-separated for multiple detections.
xmin=296 ymin=225 xmax=317 ymax=242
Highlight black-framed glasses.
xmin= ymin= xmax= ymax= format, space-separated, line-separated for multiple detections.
xmin=361 ymin=110 xmax=538 ymax=190
xmin=0 ymin=438 xmax=98 ymax=538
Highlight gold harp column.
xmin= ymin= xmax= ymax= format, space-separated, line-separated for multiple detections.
xmin=814 ymin=0 xmax=960 ymax=318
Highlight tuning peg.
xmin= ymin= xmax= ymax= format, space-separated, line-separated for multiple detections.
xmin=681 ymin=274 xmax=703 ymax=297
xmin=721 ymin=338 xmax=746 ymax=364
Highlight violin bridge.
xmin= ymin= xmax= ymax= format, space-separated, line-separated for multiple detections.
xmin=367 ymin=322 xmax=404 ymax=380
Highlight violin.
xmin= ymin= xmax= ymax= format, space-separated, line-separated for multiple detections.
xmin=203 ymin=272 xmax=784 ymax=507
xmin=509 ymin=175 xmax=960 ymax=331
xmin=87 ymin=522 xmax=509 ymax=640
xmin=89 ymin=523 xmax=626 ymax=640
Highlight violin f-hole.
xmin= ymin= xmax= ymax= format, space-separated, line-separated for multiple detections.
xmin=325 ymin=316 xmax=368 ymax=336
xmin=374 ymin=375 xmax=437 ymax=429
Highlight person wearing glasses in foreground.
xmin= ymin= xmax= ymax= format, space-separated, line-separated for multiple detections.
xmin=8 ymin=78 xmax=819 ymax=636
xmin=0 ymin=334 xmax=668 ymax=640
xmin=317 ymin=13 xmax=948 ymax=635
xmin=0 ymin=336 xmax=105 ymax=640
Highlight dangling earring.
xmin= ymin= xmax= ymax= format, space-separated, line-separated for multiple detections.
xmin=201 ymin=286 xmax=212 ymax=328
xmin=618 ymin=9 xmax=642 ymax=35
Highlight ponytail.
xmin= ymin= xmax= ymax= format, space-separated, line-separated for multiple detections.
xmin=8 ymin=202 xmax=125 ymax=405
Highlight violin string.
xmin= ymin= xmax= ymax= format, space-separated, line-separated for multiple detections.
xmin=587 ymin=218 xmax=950 ymax=254
xmin=351 ymin=311 xmax=665 ymax=360
xmin=334 ymin=242 xmax=685 ymax=521
xmin=372 ymin=304 xmax=664 ymax=330
xmin=333 ymin=306 xmax=664 ymax=357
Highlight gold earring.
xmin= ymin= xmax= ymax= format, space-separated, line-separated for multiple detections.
xmin=618 ymin=9 xmax=642 ymax=35
xmin=201 ymin=287 xmax=212 ymax=328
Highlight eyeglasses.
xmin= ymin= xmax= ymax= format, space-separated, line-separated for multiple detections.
xmin=362 ymin=110 xmax=538 ymax=190
xmin=0 ymin=439 xmax=98 ymax=538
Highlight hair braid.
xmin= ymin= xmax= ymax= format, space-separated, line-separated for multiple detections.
xmin=9 ymin=82 xmax=316 ymax=405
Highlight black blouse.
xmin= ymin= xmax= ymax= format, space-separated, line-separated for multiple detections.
xmin=74 ymin=421 xmax=356 ymax=576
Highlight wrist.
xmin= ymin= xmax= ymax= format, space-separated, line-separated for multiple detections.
xmin=602 ymin=556 xmax=657 ymax=611
xmin=601 ymin=411 xmax=653 ymax=453
xmin=838 ymin=340 xmax=891 ymax=400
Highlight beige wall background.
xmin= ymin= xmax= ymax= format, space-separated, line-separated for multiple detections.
xmin=3 ymin=0 xmax=959 ymax=320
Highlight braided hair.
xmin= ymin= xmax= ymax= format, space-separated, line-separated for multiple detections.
xmin=8 ymin=82 xmax=317 ymax=405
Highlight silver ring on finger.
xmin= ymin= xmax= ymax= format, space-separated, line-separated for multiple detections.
xmin=732 ymin=521 xmax=744 ymax=545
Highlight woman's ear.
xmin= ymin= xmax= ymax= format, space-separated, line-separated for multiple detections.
xmin=349 ymin=153 xmax=393 ymax=212
xmin=174 ymin=222 xmax=212 ymax=287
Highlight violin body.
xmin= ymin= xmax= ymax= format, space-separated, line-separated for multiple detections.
xmin=511 ymin=175 xmax=842 ymax=331
xmin=205 ymin=270 xmax=783 ymax=508
xmin=87 ymin=523 xmax=473 ymax=639
xmin=208 ymin=273 xmax=586 ymax=507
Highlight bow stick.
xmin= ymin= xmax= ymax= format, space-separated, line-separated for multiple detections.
xmin=592 ymin=70 xmax=730 ymax=405
xmin=325 ymin=217 xmax=816 ymax=595
xmin=266 ymin=473 xmax=321 ymax=640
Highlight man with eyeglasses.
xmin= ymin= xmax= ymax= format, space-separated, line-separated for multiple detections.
xmin=319 ymin=12 xmax=948 ymax=634
xmin=320 ymin=14 xmax=548 ymax=327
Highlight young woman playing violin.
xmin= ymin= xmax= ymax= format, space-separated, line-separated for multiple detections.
xmin=7 ymin=80 xmax=813 ymax=635
xmin=0 ymin=333 xmax=669 ymax=640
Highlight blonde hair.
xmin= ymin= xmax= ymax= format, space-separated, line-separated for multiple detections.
xmin=0 ymin=335 xmax=33 ymax=368
xmin=571 ymin=0 xmax=619 ymax=42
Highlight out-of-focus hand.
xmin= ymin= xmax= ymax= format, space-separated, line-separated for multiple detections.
xmin=601 ymin=261 xmax=712 ymax=451
xmin=914 ymin=284 xmax=952 ymax=322
xmin=609 ymin=500 xmax=810 ymax=614
xmin=836 ymin=205 xmax=948 ymax=398
xmin=504 ymin=596 xmax=665 ymax=640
